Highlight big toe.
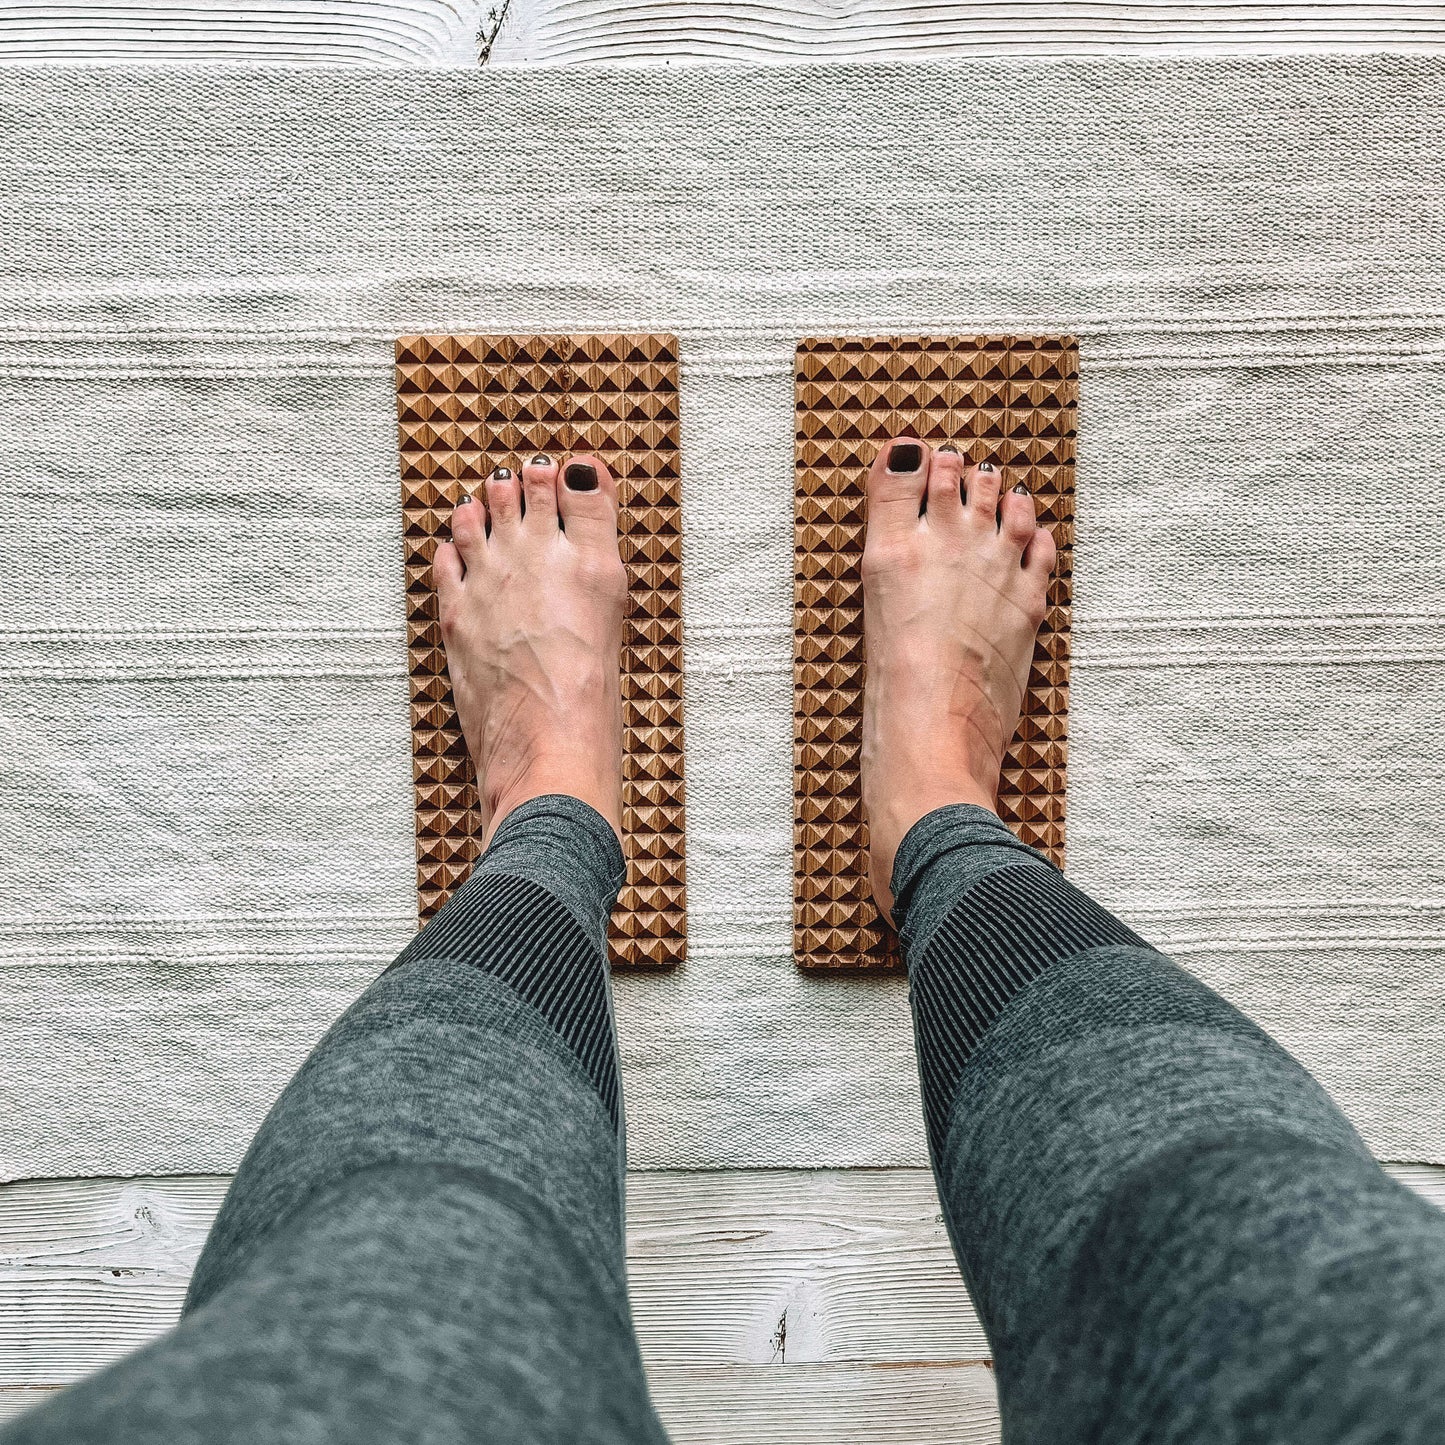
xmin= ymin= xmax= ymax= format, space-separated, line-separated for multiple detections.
xmin=558 ymin=454 xmax=621 ymax=548
xmin=865 ymin=436 xmax=929 ymax=541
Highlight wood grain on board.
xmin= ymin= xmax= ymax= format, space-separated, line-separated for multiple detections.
xmin=0 ymin=0 xmax=491 ymax=63
xmin=4 ymin=0 xmax=1439 ymax=68
xmin=4 ymin=1166 xmax=1443 ymax=1438
xmin=397 ymin=332 xmax=687 ymax=968
xmin=487 ymin=0 xmax=1445 ymax=63
xmin=793 ymin=334 xmax=1076 ymax=971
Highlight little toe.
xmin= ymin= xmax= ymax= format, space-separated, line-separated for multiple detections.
xmin=999 ymin=483 xmax=1038 ymax=549
xmin=557 ymin=454 xmax=621 ymax=547
xmin=521 ymin=452 xmax=559 ymax=529
xmin=1023 ymin=523 xmax=1058 ymax=583
xmin=965 ymin=458 xmax=1003 ymax=523
xmin=484 ymin=466 xmax=522 ymax=537
xmin=865 ymin=436 xmax=929 ymax=539
xmin=450 ymin=492 xmax=487 ymax=566
xmin=926 ymin=444 xmax=965 ymax=524
xmin=433 ymin=536 xmax=464 ymax=595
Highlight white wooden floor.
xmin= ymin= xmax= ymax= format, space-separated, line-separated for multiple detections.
xmin=0 ymin=0 xmax=1442 ymax=64
xmin=3 ymin=1166 xmax=1443 ymax=1440
xmin=2 ymin=4 xmax=1444 ymax=1442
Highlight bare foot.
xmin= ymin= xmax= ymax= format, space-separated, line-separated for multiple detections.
xmin=860 ymin=438 xmax=1057 ymax=910
xmin=432 ymin=453 xmax=627 ymax=847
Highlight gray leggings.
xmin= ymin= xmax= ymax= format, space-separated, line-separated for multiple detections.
xmin=6 ymin=797 xmax=1445 ymax=1444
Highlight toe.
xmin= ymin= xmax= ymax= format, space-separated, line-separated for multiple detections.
xmin=965 ymin=458 xmax=1002 ymax=524
xmin=484 ymin=466 xmax=522 ymax=536
xmin=1023 ymin=523 xmax=1058 ymax=582
xmin=925 ymin=444 xmax=965 ymax=525
xmin=557 ymin=454 xmax=620 ymax=548
xmin=865 ymin=436 xmax=929 ymax=539
xmin=450 ymin=492 xmax=487 ymax=566
xmin=999 ymin=483 xmax=1037 ymax=549
xmin=433 ymin=536 xmax=464 ymax=594
xmin=521 ymin=451 xmax=559 ymax=529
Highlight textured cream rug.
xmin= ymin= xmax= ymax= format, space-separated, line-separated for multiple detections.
xmin=0 ymin=56 xmax=1442 ymax=1179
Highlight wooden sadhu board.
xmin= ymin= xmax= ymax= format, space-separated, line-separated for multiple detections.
xmin=793 ymin=334 xmax=1076 ymax=971
xmin=396 ymin=333 xmax=687 ymax=969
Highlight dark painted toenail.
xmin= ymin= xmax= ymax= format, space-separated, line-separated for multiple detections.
xmin=530 ymin=454 xmax=550 ymax=467
xmin=1013 ymin=484 xmax=1029 ymax=494
xmin=564 ymin=462 xmax=599 ymax=492
xmin=977 ymin=461 xmax=996 ymax=473
xmin=938 ymin=443 xmax=959 ymax=454
xmin=456 ymin=494 xmax=470 ymax=505
xmin=493 ymin=466 xmax=512 ymax=480
xmin=887 ymin=442 xmax=922 ymax=473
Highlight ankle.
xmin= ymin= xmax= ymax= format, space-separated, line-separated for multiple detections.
xmin=477 ymin=793 xmax=627 ymax=949
xmin=867 ymin=780 xmax=999 ymax=910
xmin=483 ymin=755 xmax=623 ymax=849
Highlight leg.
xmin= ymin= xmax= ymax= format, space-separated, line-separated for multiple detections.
xmin=2 ymin=455 xmax=667 ymax=1445
xmin=861 ymin=437 xmax=1445 ymax=1444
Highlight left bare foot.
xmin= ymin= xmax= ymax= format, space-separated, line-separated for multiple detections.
xmin=432 ymin=453 xmax=627 ymax=847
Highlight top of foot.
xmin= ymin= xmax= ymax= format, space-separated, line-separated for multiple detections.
xmin=860 ymin=437 xmax=1057 ymax=911
xmin=432 ymin=453 xmax=628 ymax=846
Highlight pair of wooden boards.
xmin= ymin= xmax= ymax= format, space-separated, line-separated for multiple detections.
xmin=396 ymin=333 xmax=1076 ymax=971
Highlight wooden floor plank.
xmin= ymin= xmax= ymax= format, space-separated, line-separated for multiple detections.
xmin=488 ymin=0 xmax=1445 ymax=63
xmin=1 ymin=1365 xmax=1002 ymax=1442
xmin=3 ymin=1165 xmax=1442 ymax=1389
xmin=0 ymin=1 xmax=491 ymax=64
xmin=0 ymin=1388 xmax=60 ymax=1423
xmin=1 ymin=1164 xmax=1442 ymax=1437
xmin=0 ymin=1171 xmax=978 ymax=1383
xmin=648 ymin=1362 xmax=1000 ymax=1444
xmin=626 ymin=1169 xmax=981 ymax=1364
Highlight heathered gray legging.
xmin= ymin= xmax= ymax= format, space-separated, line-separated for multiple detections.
xmin=6 ymin=796 xmax=1445 ymax=1444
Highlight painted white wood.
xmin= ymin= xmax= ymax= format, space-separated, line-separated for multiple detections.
xmin=3 ymin=0 xmax=1438 ymax=71
xmin=0 ymin=1164 xmax=1440 ymax=1436
xmin=0 ymin=1171 xmax=980 ymax=1384
xmin=0 ymin=1389 xmax=59 ymax=1422
xmin=646 ymin=1362 xmax=1001 ymax=1444
xmin=627 ymin=1169 xmax=982 ymax=1365
xmin=2 ymin=1165 xmax=1442 ymax=1386
xmin=0 ymin=1167 xmax=1002 ymax=1440
xmin=1383 ymin=1162 xmax=1445 ymax=1208
xmin=0 ymin=1366 xmax=1001 ymax=1440
xmin=487 ymin=0 xmax=1445 ymax=63
xmin=0 ymin=0 xmax=495 ymax=64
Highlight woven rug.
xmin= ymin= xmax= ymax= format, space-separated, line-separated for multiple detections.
xmin=0 ymin=56 xmax=1442 ymax=1179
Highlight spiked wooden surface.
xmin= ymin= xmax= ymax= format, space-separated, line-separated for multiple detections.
xmin=396 ymin=333 xmax=688 ymax=969
xmin=793 ymin=335 xmax=1076 ymax=971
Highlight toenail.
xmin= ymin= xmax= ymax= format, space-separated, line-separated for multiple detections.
xmin=1013 ymin=484 xmax=1029 ymax=495
xmin=887 ymin=442 xmax=922 ymax=473
xmin=977 ymin=461 xmax=996 ymax=473
xmin=530 ymin=453 xmax=550 ymax=467
xmin=938 ymin=443 xmax=959 ymax=454
xmin=564 ymin=462 xmax=599 ymax=492
xmin=456 ymin=493 xmax=470 ymax=505
xmin=493 ymin=466 xmax=512 ymax=480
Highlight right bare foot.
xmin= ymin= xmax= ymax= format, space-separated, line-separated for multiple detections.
xmin=432 ymin=453 xmax=628 ymax=849
xmin=859 ymin=438 xmax=1058 ymax=910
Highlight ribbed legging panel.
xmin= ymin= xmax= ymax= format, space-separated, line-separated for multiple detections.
xmin=391 ymin=871 xmax=620 ymax=1131
xmin=910 ymin=863 xmax=1149 ymax=1159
